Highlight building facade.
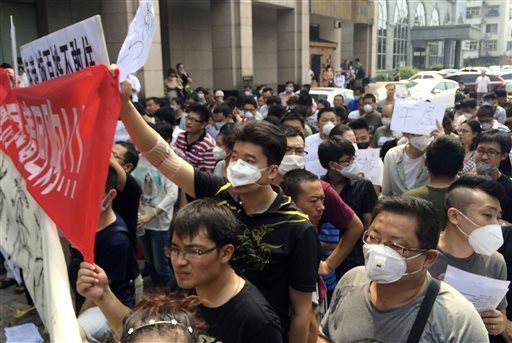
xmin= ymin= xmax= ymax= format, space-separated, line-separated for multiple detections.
xmin=462 ymin=0 xmax=512 ymax=66
xmin=1 ymin=0 xmax=375 ymax=98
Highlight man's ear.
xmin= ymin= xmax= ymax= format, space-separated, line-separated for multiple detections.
xmin=220 ymin=244 xmax=235 ymax=264
xmin=267 ymin=164 xmax=280 ymax=180
xmin=423 ymin=249 xmax=439 ymax=269
xmin=446 ymin=207 xmax=460 ymax=226
xmin=124 ymin=163 xmax=134 ymax=173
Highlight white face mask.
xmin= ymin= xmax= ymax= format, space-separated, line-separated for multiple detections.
xmin=212 ymin=146 xmax=227 ymax=161
xmin=244 ymin=91 xmax=252 ymax=96
xmin=244 ymin=111 xmax=254 ymax=120
xmin=363 ymin=243 xmax=424 ymax=284
xmin=322 ymin=121 xmax=335 ymax=136
xmin=279 ymin=155 xmax=305 ymax=175
xmin=409 ymin=135 xmax=431 ymax=151
xmin=481 ymin=122 xmax=493 ymax=131
xmin=363 ymin=104 xmax=373 ymax=113
xmin=338 ymin=161 xmax=359 ymax=178
xmin=455 ymin=210 xmax=503 ymax=256
xmin=285 ymin=86 xmax=294 ymax=93
xmin=476 ymin=161 xmax=499 ymax=175
xmin=381 ymin=117 xmax=392 ymax=127
xmin=227 ymin=159 xmax=266 ymax=187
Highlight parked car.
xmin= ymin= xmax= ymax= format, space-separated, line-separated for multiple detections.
xmin=408 ymin=71 xmax=444 ymax=81
xmin=439 ymin=69 xmax=459 ymax=77
xmin=305 ymin=87 xmax=354 ymax=106
xmin=445 ymin=72 xmax=505 ymax=97
xmin=367 ymin=82 xmax=412 ymax=102
xmin=460 ymin=67 xmax=492 ymax=73
xmin=501 ymin=72 xmax=512 ymax=81
xmin=408 ymin=79 xmax=459 ymax=108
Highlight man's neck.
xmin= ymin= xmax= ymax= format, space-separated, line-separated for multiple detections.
xmin=196 ymin=269 xmax=245 ymax=308
xmin=370 ymin=276 xmax=428 ymax=310
xmin=319 ymin=132 xmax=329 ymax=141
xmin=489 ymin=170 xmax=502 ymax=181
xmin=97 ymin=209 xmax=117 ymax=232
xmin=327 ymin=170 xmax=347 ymax=187
xmin=405 ymin=144 xmax=424 ymax=159
xmin=187 ymin=130 xmax=203 ymax=144
xmin=239 ymin=185 xmax=278 ymax=215
xmin=386 ymin=96 xmax=394 ymax=102
xmin=438 ymin=225 xmax=474 ymax=258
xmin=429 ymin=175 xmax=455 ymax=189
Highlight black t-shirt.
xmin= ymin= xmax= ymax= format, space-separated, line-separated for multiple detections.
xmin=322 ymin=176 xmax=378 ymax=278
xmin=194 ymin=169 xmax=320 ymax=336
xmin=497 ymin=174 xmax=512 ymax=223
xmin=198 ymin=282 xmax=282 ymax=343
xmin=112 ymin=173 xmax=142 ymax=246
xmin=494 ymin=226 xmax=512 ymax=343
xmin=69 ymin=214 xmax=137 ymax=312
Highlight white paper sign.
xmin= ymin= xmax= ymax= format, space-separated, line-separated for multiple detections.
xmin=390 ymin=99 xmax=445 ymax=135
xmin=444 ymin=265 xmax=509 ymax=312
xmin=20 ymin=15 xmax=109 ymax=85
xmin=10 ymin=16 xmax=18 ymax=81
xmin=117 ymin=0 xmax=157 ymax=82
xmin=356 ymin=148 xmax=381 ymax=179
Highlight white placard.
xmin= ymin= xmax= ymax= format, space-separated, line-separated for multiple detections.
xmin=20 ymin=15 xmax=109 ymax=85
xmin=444 ymin=265 xmax=509 ymax=312
xmin=355 ymin=148 xmax=381 ymax=179
xmin=117 ymin=0 xmax=157 ymax=82
xmin=10 ymin=16 xmax=18 ymax=81
xmin=390 ymin=99 xmax=445 ymax=135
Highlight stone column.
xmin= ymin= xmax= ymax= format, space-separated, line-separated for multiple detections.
xmin=454 ymin=40 xmax=462 ymax=69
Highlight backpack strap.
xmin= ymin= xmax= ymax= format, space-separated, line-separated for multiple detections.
xmin=406 ymin=278 xmax=441 ymax=343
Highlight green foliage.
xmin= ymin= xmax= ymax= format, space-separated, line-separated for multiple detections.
xmin=430 ymin=63 xmax=443 ymax=71
xmin=398 ymin=66 xmax=421 ymax=79
xmin=376 ymin=72 xmax=391 ymax=81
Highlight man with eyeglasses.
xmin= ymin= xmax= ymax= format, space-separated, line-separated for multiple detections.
xmin=318 ymin=196 xmax=488 ymax=342
xmin=429 ymin=175 xmax=508 ymax=341
xmin=474 ymin=129 xmax=512 ymax=222
xmin=318 ymin=136 xmax=378 ymax=280
xmin=76 ymin=198 xmax=283 ymax=343
xmin=174 ymin=103 xmax=216 ymax=173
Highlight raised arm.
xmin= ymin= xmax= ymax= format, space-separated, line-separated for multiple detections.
xmin=115 ymin=69 xmax=196 ymax=197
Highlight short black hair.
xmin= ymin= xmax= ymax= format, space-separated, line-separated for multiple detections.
xmin=353 ymin=86 xmax=365 ymax=94
xmin=317 ymin=99 xmax=331 ymax=108
xmin=298 ymin=94 xmax=313 ymax=107
xmin=154 ymin=106 xmax=177 ymax=126
xmin=188 ymin=104 xmax=210 ymax=123
xmin=146 ymin=97 xmax=161 ymax=106
xmin=266 ymin=96 xmax=282 ymax=107
xmin=446 ymin=175 xmax=505 ymax=213
xmin=261 ymin=87 xmax=273 ymax=94
xmin=105 ymin=166 xmax=118 ymax=193
xmin=242 ymin=96 xmax=258 ymax=108
xmin=478 ymin=129 xmax=512 ymax=154
xmin=281 ymin=169 xmax=319 ymax=202
xmin=348 ymin=118 xmax=369 ymax=131
xmin=461 ymin=98 xmax=477 ymax=110
xmin=426 ymin=136 xmax=464 ymax=178
xmin=281 ymin=124 xmax=305 ymax=142
xmin=186 ymin=93 xmax=200 ymax=102
xmin=317 ymin=107 xmax=336 ymax=121
xmin=156 ymin=122 xmax=174 ymax=142
xmin=281 ymin=112 xmax=306 ymax=128
xmin=233 ymin=120 xmax=286 ymax=166
xmin=264 ymin=115 xmax=281 ymax=126
xmin=133 ymin=102 xmax=149 ymax=116
xmin=334 ymin=107 xmax=348 ymax=123
xmin=363 ymin=93 xmax=376 ymax=103
xmin=171 ymin=198 xmax=241 ymax=255
xmin=329 ymin=124 xmax=353 ymax=139
xmin=495 ymin=89 xmax=508 ymax=98
xmin=213 ymin=104 xmax=231 ymax=117
xmin=372 ymin=196 xmax=441 ymax=250
xmin=285 ymin=81 xmax=295 ymax=87
xmin=318 ymin=136 xmax=355 ymax=169
xmin=114 ymin=141 xmax=140 ymax=171
xmin=218 ymin=123 xmax=237 ymax=152
xmin=268 ymin=105 xmax=287 ymax=119
xmin=476 ymin=105 xmax=494 ymax=118
xmin=483 ymin=92 xmax=497 ymax=100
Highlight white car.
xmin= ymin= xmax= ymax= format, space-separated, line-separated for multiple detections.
xmin=305 ymin=87 xmax=354 ymax=106
xmin=408 ymin=79 xmax=459 ymax=108
xmin=408 ymin=71 xmax=444 ymax=81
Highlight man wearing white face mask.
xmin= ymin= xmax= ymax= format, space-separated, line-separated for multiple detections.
xmin=359 ymin=94 xmax=382 ymax=136
xmin=305 ymin=108 xmax=338 ymax=176
xmin=279 ymin=81 xmax=296 ymax=106
xmin=382 ymin=131 xmax=431 ymax=196
xmin=429 ymin=175 xmax=508 ymax=340
xmin=319 ymin=196 xmax=488 ymax=343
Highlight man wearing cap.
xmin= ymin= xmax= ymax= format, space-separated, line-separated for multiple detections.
xmin=214 ymin=90 xmax=224 ymax=105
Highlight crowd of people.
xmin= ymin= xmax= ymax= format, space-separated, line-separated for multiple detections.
xmin=2 ymin=60 xmax=512 ymax=343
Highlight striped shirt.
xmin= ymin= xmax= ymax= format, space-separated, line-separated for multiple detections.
xmin=175 ymin=131 xmax=216 ymax=172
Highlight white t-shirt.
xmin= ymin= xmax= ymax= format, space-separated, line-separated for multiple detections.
xmin=305 ymin=133 xmax=327 ymax=177
xmin=403 ymin=152 xmax=425 ymax=190
xmin=475 ymin=75 xmax=491 ymax=93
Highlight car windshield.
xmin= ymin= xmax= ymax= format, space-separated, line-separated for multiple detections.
xmin=310 ymin=94 xmax=328 ymax=102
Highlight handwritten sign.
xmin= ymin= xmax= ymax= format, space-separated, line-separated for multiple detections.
xmin=355 ymin=148 xmax=381 ymax=179
xmin=117 ymin=0 xmax=157 ymax=82
xmin=390 ymin=99 xmax=445 ymax=135
xmin=20 ymin=16 xmax=109 ymax=85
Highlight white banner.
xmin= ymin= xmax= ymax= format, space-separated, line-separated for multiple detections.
xmin=391 ymin=99 xmax=445 ymax=135
xmin=20 ymin=15 xmax=109 ymax=85
xmin=0 ymin=151 xmax=81 ymax=342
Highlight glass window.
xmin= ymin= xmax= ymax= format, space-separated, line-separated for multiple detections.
xmin=393 ymin=0 xmax=408 ymax=68
xmin=469 ymin=41 xmax=478 ymax=50
xmin=485 ymin=24 xmax=498 ymax=33
xmin=432 ymin=8 xmax=440 ymax=26
xmin=377 ymin=0 xmax=387 ymax=70
xmin=485 ymin=6 xmax=500 ymax=17
xmin=414 ymin=3 xmax=426 ymax=26
xmin=466 ymin=7 xmax=480 ymax=19
xmin=483 ymin=40 xmax=497 ymax=51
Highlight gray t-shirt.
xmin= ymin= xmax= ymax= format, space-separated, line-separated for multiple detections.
xmin=320 ymin=267 xmax=489 ymax=343
xmin=429 ymin=248 xmax=508 ymax=310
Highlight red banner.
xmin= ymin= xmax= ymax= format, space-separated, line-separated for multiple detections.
xmin=0 ymin=65 xmax=120 ymax=262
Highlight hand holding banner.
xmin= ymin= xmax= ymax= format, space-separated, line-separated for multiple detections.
xmin=117 ymin=0 xmax=157 ymax=82
xmin=0 ymin=65 xmax=120 ymax=262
